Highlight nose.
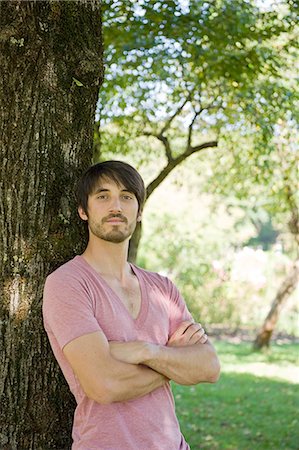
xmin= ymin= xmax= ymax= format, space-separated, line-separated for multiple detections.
xmin=109 ymin=196 xmax=122 ymax=213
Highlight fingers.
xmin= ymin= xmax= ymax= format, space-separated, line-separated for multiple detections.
xmin=168 ymin=321 xmax=208 ymax=346
xmin=183 ymin=323 xmax=208 ymax=344
xmin=171 ymin=320 xmax=194 ymax=339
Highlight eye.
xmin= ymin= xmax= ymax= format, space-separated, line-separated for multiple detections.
xmin=97 ymin=194 xmax=108 ymax=200
xmin=122 ymin=194 xmax=133 ymax=200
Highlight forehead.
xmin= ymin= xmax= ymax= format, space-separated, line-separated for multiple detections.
xmin=90 ymin=175 xmax=131 ymax=193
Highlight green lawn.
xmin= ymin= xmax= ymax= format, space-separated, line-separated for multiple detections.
xmin=173 ymin=340 xmax=299 ymax=450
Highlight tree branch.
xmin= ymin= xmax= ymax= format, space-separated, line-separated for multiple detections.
xmin=159 ymin=93 xmax=192 ymax=136
xmin=253 ymin=258 xmax=299 ymax=349
xmin=142 ymin=92 xmax=196 ymax=163
xmin=156 ymin=134 xmax=173 ymax=162
xmin=277 ymin=141 xmax=299 ymax=245
xmin=142 ymin=131 xmax=174 ymax=162
xmin=187 ymin=94 xmax=221 ymax=149
xmin=285 ymin=184 xmax=299 ymax=246
xmin=187 ymin=140 xmax=218 ymax=155
xmin=187 ymin=109 xmax=201 ymax=148
xmin=146 ymin=140 xmax=218 ymax=199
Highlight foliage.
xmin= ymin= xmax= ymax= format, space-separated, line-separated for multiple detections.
xmin=137 ymin=180 xmax=298 ymax=334
xmin=99 ymin=0 xmax=298 ymax=173
xmin=173 ymin=340 xmax=299 ymax=449
xmin=100 ymin=0 xmax=298 ymax=336
xmin=200 ymin=121 xmax=299 ymax=255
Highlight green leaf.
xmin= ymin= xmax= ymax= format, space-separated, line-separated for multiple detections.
xmin=72 ymin=77 xmax=84 ymax=87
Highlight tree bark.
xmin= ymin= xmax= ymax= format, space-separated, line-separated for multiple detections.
xmin=0 ymin=1 xmax=103 ymax=448
xmin=128 ymin=221 xmax=142 ymax=263
xmin=253 ymin=259 xmax=299 ymax=349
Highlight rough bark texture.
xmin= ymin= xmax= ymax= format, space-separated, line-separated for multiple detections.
xmin=0 ymin=1 xmax=103 ymax=448
xmin=253 ymin=259 xmax=299 ymax=349
xmin=128 ymin=221 xmax=142 ymax=263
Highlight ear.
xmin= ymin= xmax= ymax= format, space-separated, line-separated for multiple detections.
xmin=137 ymin=213 xmax=142 ymax=223
xmin=78 ymin=206 xmax=88 ymax=221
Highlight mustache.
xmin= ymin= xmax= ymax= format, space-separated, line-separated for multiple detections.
xmin=102 ymin=214 xmax=128 ymax=224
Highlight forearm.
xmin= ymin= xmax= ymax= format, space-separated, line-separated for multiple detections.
xmin=142 ymin=340 xmax=220 ymax=385
xmin=63 ymin=332 xmax=168 ymax=406
xmin=109 ymin=339 xmax=220 ymax=386
xmin=105 ymin=358 xmax=168 ymax=403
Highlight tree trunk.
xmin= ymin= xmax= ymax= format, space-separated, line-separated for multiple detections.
xmin=128 ymin=221 xmax=142 ymax=263
xmin=253 ymin=259 xmax=299 ymax=349
xmin=0 ymin=1 xmax=103 ymax=448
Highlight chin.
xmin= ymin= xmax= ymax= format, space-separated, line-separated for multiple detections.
xmin=103 ymin=233 xmax=130 ymax=244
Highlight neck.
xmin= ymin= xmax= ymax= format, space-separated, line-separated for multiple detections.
xmin=82 ymin=235 xmax=131 ymax=281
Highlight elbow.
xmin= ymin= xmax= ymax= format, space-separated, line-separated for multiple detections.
xmin=84 ymin=381 xmax=115 ymax=405
xmin=206 ymin=356 xmax=221 ymax=384
xmin=203 ymin=344 xmax=221 ymax=384
xmin=93 ymin=391 xmax=114 ymax=405
xmin=189 ymin=355 xmax=221 ymax=385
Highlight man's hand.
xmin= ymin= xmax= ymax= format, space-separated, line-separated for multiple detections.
xmin=109 ymin=322 xmax=219 ymax=386
xmin=167 ymin=320 xmax=208 ymax=347
xmin=142 ymin=320 xmax=219 ymax=385
xmin=109 ymin=320 xmax=208 ymax=364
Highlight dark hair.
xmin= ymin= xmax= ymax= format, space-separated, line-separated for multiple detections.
xmin=76 ymin=160 xmax=146 ymax=214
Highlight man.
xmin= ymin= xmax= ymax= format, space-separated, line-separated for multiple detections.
xmin=43 ymin=160 xmax=220 ymax=450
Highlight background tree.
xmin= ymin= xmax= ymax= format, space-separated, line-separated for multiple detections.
xmin=98 ymin=0 xmax=297 ymax=261
xmin=202 ymin=116 xmax=298 ymax=347
xmin=252 ymin=125 xmax=299 ymax=348
xmin=253 ymin=258 xmax=299 ymax=348
xmin=0 ymin=1 xmax=103 ymax=448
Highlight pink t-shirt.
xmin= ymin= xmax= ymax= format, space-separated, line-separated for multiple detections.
xmin=43 ymin=255 xmax=192 ymax=450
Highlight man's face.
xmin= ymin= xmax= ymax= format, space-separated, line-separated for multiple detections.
xmin=78 ymin=177 xmax=141 ymax=244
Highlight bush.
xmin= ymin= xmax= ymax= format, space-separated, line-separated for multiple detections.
xmin=138 ymin=211 xmax=298 ymax=334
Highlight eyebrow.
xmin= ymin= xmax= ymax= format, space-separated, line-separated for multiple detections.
xmin=93 ymin=187 xmax=134 ymax=195
xmin=93 ymin=188 xmax=109 ymax=194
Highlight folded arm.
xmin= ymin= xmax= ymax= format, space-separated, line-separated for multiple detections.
xmin=63 ymin=330 xmax=167 ymax=405
xmin=143 ymin=339 xmax=220 ymax=385
xmin=109 ymin=321 xmax=221 ymax=386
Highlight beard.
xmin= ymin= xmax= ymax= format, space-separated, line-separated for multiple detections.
xmin=88 ymin=214 xmax=137 ymax=243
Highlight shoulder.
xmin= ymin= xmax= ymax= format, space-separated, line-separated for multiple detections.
xmin=43 ymin=256 xmax=95 ymax=317
xmin=44 ymin=255 xmax=87 ymax=291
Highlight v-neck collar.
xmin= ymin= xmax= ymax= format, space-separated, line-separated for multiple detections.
xmin=76 ymin=255 xmax=149 ymax=327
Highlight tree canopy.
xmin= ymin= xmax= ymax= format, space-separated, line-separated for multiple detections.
xmin=97 ymin=0 xmax=299 ymax=344
xmin=99 ymin=0 xmax=298 ymax=167
xmin=97 ymin=0 xmax=298 ymax=265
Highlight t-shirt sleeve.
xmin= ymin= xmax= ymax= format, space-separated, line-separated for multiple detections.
xmin=165 ymin=276 xmax=194 ymax=337
xmin=43 ymin=270 xmax=101 ymax=350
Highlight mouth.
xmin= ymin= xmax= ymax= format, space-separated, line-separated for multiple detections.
xmin=104 ymin=215 xmax=127 ymax=224
xmin=106 ymin=219 xmax=125 ymax=224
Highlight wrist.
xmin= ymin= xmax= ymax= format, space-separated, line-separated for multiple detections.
xmin=142 ymin=342 xmax=162 ymax=365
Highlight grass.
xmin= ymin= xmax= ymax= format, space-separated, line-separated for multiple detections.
xmin=173 ymin=340 xmax=299 ymax=450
